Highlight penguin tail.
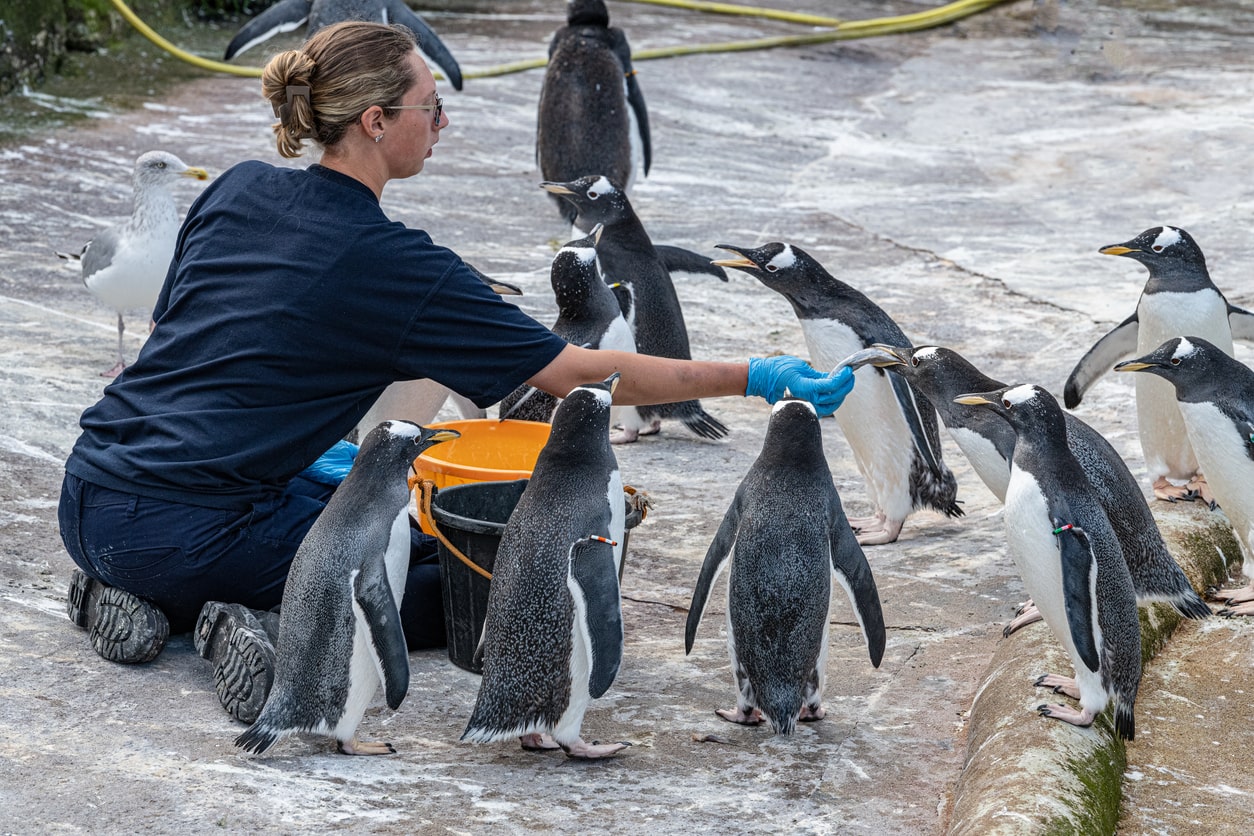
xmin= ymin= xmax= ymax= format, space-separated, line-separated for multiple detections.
xmin=1171 ymin=588 xmax=1215 ymax=620
xmin=681 ymin=406 xmax=729 ymax=440
xmin=910 ymin=457 xmax=964 ymax=518
xmin=234 ymin=721 xmax=283 ymax=755
xmin=1113 ymin=699 xmax=1135 ymax=742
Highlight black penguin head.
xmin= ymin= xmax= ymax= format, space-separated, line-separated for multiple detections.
xmin=874 ymin=344 xmax=1004 ymax=398
xmin=1100 ymin=226 xmax=1209 ymax=284
xmin=1115 ymin=336 xmax=1231 ymax=398
xmin=567 ymin=0 xmax=609 ymax=26
xmin=761 ymin=398 xmax=825 ymax=460
xmin=549 ymin=373 xmax=618 ymax=439
xmin=953 ymin=383 xmax=1065 ymax=436
xmin=358 ymin=420 xmax=460 ymax=473
xmin=539 ymin=176 xmax=631 ymax=227
xmin=712 ymin=242 xmax=836 ymax=301
xmin=550 ymin=224 xmax=604 ymax=309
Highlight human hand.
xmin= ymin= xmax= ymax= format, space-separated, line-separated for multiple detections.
xmin=788 ymin=365 xmax=854 ymax=417
xmin=746 ymin=356 xmax=855 ymax=417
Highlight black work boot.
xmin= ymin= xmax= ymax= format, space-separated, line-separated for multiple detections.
xmin=67 ymin=569 xmax=169 ymax=665
xmin=194 ymin=601 xmax=278 ymax=725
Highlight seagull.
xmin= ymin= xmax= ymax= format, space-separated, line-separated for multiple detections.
xmin=223 ymin=0 xmax=464 ymax=91
xmin=59 ymin=151 xmax=209 ymax=377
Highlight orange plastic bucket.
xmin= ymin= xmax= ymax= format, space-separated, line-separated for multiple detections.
xmin=412 ymin=419 xmax=552 ymax=534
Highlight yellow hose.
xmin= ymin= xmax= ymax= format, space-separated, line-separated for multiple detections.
xmin=109 ymin=0 xmax=1016 ymax=81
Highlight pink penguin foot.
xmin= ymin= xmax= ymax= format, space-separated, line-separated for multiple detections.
xmin=519 ymin=732 xmax=562 ymax=751
xmin=100 ymin=360 xmax=125 ymax=378
xmin=1208 ymin=581 xmax=1254 ymax=606
xmin=1036 ymin=702 xmax=1096 ymax=728
xmin=798 ymin=704 xmax=826 ymax=722
xmin=1152 ymin=476 xmax=1195 ymax=502
xmin=610 ymin=427 xmax=639 ymax=444
xmin=337 ymin=738 xmax=397 ymax=756
xmin=561 ymin=739 xmax=630 ymax=759
xmin=854 ymin=516 xmax=904 ymax=546
xmin=1186 ymin=474 xmax=1215 ymax=506
xmin=1034 ymin=674 xmax=1081 ymax=700
xmin=716 ymin=707 xmax=764 ymax=726
xmin=1003 ymin=603 xmax=1044 ymax=638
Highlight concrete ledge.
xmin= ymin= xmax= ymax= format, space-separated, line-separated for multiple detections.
xmin=947 ymin=502 xmax=1242 ymax=835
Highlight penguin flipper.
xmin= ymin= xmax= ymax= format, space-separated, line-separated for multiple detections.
xmin=1054 ymin=519 xmax=1101 ymax=674
xmin=656 ymin=245 xmax=729 ymax=282
xmin=385 ymin=0 xmax=464 ymax=90
xmin=887 ymin=373 xmax=944 ymax=476
xmin=828 ymin=497 xmax=887 ymax=667
xmin=1063 ymin=313 xmax=1139 ymax=408
xmin=611 ymin=30 xmax=651 ymax=176
xmin=568 ymin=537 xmax=624 ymax=699
xmin=685 ymin=497 xmax=740 ymax=653
xmin=353 ymin=567 xmax=410 ymax=710
xmin=224 ymin=0 xmax=310 ymax=60
xmin=1229 ymin=303 xmax=1254 ymax=341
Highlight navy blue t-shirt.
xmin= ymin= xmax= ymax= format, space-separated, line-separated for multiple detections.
xmin=67 ymin=161 xmax=566 ymax=510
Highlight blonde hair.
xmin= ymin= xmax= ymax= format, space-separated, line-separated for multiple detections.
xmin=261 ymin=22 xmax=419 ymax=158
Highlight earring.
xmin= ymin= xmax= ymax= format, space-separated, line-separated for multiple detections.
xmin=374 ymin=133 xmax=383 ymax=143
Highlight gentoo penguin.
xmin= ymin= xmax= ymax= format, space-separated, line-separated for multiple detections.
xmin=955 ymin=385 xmax=1140 ymax=739
xmin=685 ymin=399 xmax=886 ymax=734
xmin=540 ymin=176 xmax=729 ymax=441
xmin=223 ymin=0 xmax=464 ymax=90
xmin=713 ymin=242 xmax=961 ymax=545
xmin=498 ymin=225 xmax=645 ymax=442
xmin=853 ymin=344 xmax=1209 ymax=628
xmin=1116 ymin=337 xmax=1254 ymax=616
xmin=537 ymin=0 xmax=650 ymax=226
xmin=1064 ymin=226 xmax=1254 ymax=502
xmin=351 ymin=266 xmax=520 ymax=441
xmin=59 ymin=151 xmax=208 ymax=377
xmin=463 ymin=375 xmax=629 ymax=758
xmin=235 ymin=420 xmax=459 ymax=755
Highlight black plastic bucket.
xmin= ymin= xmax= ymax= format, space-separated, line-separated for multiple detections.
xmin=429 ymin=478 xmax=642 ymax=674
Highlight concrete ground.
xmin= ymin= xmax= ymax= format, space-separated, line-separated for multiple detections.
xmin=1 ymin=1 xmax=1253 ymax=833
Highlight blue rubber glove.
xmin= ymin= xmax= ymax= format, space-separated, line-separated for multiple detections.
xmin=746 ymin=356 xmax=855 ymax=417
xmin=298 ymin=439 xmax=360 ymax=486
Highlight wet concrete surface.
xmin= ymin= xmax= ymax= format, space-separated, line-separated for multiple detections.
xmin=2 ymin=1 xmax=1253 ymax=833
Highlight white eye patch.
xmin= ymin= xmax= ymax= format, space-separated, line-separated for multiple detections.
xmin=1151 ymin=227 xmax=1181 ymax=251
xmin=1172 ymin=337 xmax=1196 ymax=360
xmin=384 ymin=420 xmax=421 ymax=438
xmin=766 ymin=245 xmax=796 ymax=272
xmin=588 ymin=176 xmax=616 ymax=198
xmin=1002 ymin=384 xmax=1038 ymax=406
xmin=914 ymin=346 xmax=941 ymax=361
xmin=572 ymin=386 xmax=614 ymax=406
xmin=559 ymin=245 xmax=597 ymax=265
xmin=772 ymin=399 xmax=816 ymax=415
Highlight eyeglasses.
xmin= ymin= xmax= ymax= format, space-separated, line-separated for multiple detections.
xmin=384 ymin=95 xmax=443 ymax=127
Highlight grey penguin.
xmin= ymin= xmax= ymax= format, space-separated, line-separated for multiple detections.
xmin=540 ymin=176 xmax=729 ymax=442
xmin=498 ymin=225 xmax=645 ymax=442
xmin=223 ymin=0 xmax=464 ymax=91
xmin=850 ymin=344 xmax=1210 ymax=629
xmin=1116 ymin=336 xmax=1254 ymax=616
xmin=713 ymin=242 xmax=961 ymax=545
xmin=235 ymin=420 xmax=460 ymax=755
xmin=462 ymin=374 xmax=630 ymax=758
xmin=954 ymin=385 xmax=1140 ymax=739
xmin=537 ymin=0 xmax=650 ymax=226
xmin=685 ymin=399 xmax=886 ymax=734
xmin=1064 ymin=226 xmax=1254 ymax=502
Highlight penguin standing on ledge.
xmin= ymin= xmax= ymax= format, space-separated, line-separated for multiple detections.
xmin=537 ymin=0 xmax=650 ymax=226
xmin=1064 ymin=226 xmax=1254 ymax=502
xmin=1117 ymin=337 xmax=1254 ymax=616
xmin=224 ymin=0 xmax=464 ymax=91
xmin=714 ymin=242 xmax=961 ymax=545
xmin=955 ymin=385 xmax=1140 ymax=740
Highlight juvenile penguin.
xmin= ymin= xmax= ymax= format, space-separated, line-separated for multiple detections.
xmin=59 ymin=150 xmax=209 ymax=377
xmin=1116 ymin=337 xmax=1254 ymax=616
xmin=537 ymin=0 xmax=650 ymax=226
xmin=713 ymin=242 xmax=961 ymax=545
xmin=498 ymin=226 xmax=644 ymax=441
xmin=685 ymin=399 xmax=886 ymax=734
xmin=463 ymin=375 xmax=629 ymax=758
xmin=1064 ymin=226 xmax=1254 ymax=502
xmin=235 ymin=420 xmax=459 ymax=755
xmin=541 ymin=176 xmax=728 ymax=441
xmin=954 ymin=385 xmax=1141 ymax=739
xmin=855 ymin=344 xmax=1209 ymax=627
xmin=224 ymin=0 xmax=463 ymax=90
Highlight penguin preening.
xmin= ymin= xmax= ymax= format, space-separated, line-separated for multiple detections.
xmin=713 ymin=242 xmax=961 ymax=545
xmin=1116 ymin=336 xmax=1254 ymax=616
xmin=540 ymin=176 xmax=729 ymax=442
xmin=1064 ymin=226 xmax=1254 ymax=502
xmin=463 ymin=375 xmax=630 ymax=759
xmin=954 ymin=385 xmax=1140 ymax=740
xmin=685 ymin=399 xmax=886 ymax=734
xmin=851 ymin=344 xmax=1210 ymax=626
xmin=235 ymin=421 xmax=459 ymax=756
xmin=498 ymin=224 xmax=645 ymax=442
xmin=223 ymin=0 xmax=464 ymax=91
xmin=537 ymin=0 xmax=650 ymax=226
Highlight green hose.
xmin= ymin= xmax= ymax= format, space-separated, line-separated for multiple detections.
xmin=109 ymin=0 xmax=1017 ymax=81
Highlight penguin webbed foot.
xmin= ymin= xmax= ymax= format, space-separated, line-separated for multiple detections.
xmin=1002 ymin=603 xmax=1044 ymax=638
xmin=101 ymin=360 xmax=125 ymax=378
xmin=1207 ymin=581 xmax=1254 ymax=606
xmin=560 ymin=739 xmax=630 ymax=759
xmin=1152 ymin=476 xmax=1196 ymax=503
xmin=1035 ymin=702 xmax=1096 ymax=729
xmin=1217 ymin=600 xmax=1254 ymax=617
xmin=520 ymin=732 xmax=562 ymax=751
xmin=715 ymin=707 xmax=764 ymax=726
xmin=853 ymin=517 xmax=904 ymax=546
xmin=798 ymin=704 xmax=825 ymax=722
xmin=336 ymin=738 xmax=397 ymax=756
xmin=1186 ymin=474 xmax=1215 ymax=506
xmin=1033 ymin=674 xmax=1081 ymax=700
xmin=609 ymin=426 xmax=639 ymax=444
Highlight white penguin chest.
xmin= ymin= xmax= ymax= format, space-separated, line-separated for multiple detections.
xmin=1178 ymin=401 xmax=1254 ymax=557
xmin=598 ymin=315 xmax=637 ymax=354
xmin=1137 ymin=290 xmax=1233 ymax=352
xmin=948 ymin=425 xmax=1010 ymax=503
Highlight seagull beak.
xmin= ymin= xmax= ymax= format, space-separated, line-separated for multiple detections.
xmin=1099 ymin=245 xmax=1137 ymax=256
xmin=710 ymin=245 xmax=756 ymax=270
xmin=182 ymin=167 xmax=210 ymax=181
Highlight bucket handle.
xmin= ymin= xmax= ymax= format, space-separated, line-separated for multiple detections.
xmin=410 ymin=476 xmax=494 ymax=581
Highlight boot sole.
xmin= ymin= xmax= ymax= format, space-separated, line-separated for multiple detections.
xmin=67 ymin=570 xmax=169 ymax=665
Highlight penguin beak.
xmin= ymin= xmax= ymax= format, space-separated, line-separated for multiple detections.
xmin=604 ymin=372 xmax=620 ymax=395
xmin=182 ymin=167 xmax=210 ymax=181
xmin=954 ymin=392 xmax=997 ymax=407
xmin=422 ymin=428 xmax=462 ymax=445
xmin=836 ymin=346 xmax=901 ymax=372
xmin=1113 ymin=359 xmax=1158 ymax=373
xmin=590 ymin=223 xmax=604 ymax=245
xmin=486 ymin=279 xmax=523 ymax=296
xmin=540 ymin=181 xmax=575 ymax=196
xmin=710 ymin=245 xmax=757 ymax=270
xmin=1099 ymin=244 xmax=1137 ymax=256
